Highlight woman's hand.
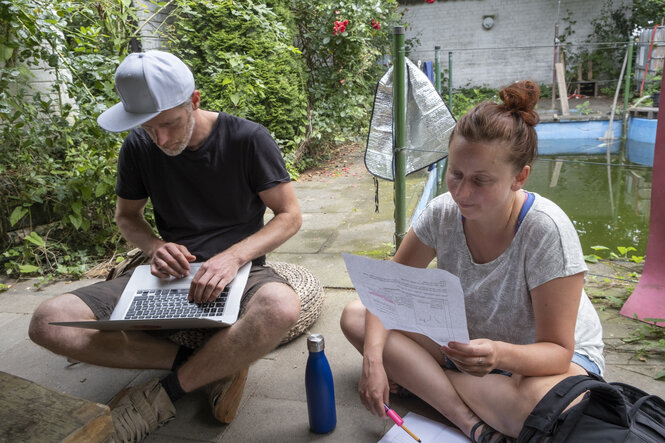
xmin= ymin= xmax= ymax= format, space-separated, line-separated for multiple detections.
xmin=441 ymin=339 xmax=499 ymax=377
xmin=359 ymin=356 xmax=389 ymax=418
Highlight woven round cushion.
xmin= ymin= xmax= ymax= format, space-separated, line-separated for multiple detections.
xmin=168 ymin=262 xmax=325 ymax=349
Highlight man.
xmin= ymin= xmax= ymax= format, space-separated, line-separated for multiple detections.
xmin=28 ymin=51 xmax=302 ymax=442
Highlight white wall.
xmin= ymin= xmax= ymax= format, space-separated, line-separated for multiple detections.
xmin=400 ymin=0 xmax=632 ymax=89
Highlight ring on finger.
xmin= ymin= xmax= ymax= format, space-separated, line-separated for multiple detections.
xmin=477 ymin=358 xmax=483 ymax=366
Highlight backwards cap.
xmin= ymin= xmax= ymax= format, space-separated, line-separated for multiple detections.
xmin=97 ymin=51 xmax=195 ymax=132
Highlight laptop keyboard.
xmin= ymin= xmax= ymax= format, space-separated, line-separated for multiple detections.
xmin=125 ymin=287 xmax=229 ymax=320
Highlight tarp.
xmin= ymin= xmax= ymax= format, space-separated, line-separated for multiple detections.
xmin=365 ymin=58 xmax=455 ymax=181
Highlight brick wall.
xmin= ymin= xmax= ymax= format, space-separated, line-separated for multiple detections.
xmin=400 ymin=0 xmax=632 ymax=89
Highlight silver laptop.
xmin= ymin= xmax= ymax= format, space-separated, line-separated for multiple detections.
xmin=51 ymin=262 xmax=251 ymax=331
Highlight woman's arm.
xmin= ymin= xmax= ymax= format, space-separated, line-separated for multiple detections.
xmin=444 ymin=272 xmax=584 ymax=377
xmin=393 ymin=228 xmax=437 ymax=268
xmin=511 ymin=272 xmax=583 ymax=375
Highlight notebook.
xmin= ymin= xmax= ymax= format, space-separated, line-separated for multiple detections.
xmin=51 ymin=261 xmax=251 ymax=331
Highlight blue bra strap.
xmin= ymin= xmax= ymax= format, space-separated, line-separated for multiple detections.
xmin=516 ymin=191 xmax=535 ymax=232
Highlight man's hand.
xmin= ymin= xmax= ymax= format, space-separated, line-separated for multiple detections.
xmin=189 ymin=253 xmax=243 ymax=303
xmin=150 ymin=242 xmax=196 ymax=279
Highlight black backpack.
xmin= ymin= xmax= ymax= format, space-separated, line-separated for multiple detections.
xmin=517 ymin=374 xmax=665 ymax=442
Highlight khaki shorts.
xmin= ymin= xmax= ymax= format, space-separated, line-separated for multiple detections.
xmin=69 ymin=264 xmax=289 ymax=321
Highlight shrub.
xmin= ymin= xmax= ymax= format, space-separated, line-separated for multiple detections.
xmin=168 ymin=0 xmax=308 ymax=175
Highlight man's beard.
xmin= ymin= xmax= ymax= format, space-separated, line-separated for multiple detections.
xmin=160 ymin=111 xmax=195 ymax=157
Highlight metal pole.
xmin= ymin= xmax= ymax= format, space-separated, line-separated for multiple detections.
xmin=552 ymin=22 xmax=559 ymax=110
xmin=434 ymin=46 xmax=444 ymax=196
xmin=448 ymin=51 xmax=453 ymax=111
xmin=393 ymin=26 xmax=407 ymax=250
xmin=623 ymin=38 xmax=635 ymax=145
xmin=434 ymin=45 xmax=441 ymax=94
xmin=624 ymin=38 xmax=635 ymax=113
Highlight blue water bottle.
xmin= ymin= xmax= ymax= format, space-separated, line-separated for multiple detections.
xmin=305 ymin=333 xmax=336 ymax=433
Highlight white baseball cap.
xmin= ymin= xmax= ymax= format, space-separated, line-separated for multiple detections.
xmin=97 ymin=51 xmax=195 ymax=132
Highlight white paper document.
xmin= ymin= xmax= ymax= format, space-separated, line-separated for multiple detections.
xmin=378 ymin=412 xmax=469 ymax=443
xmin=342 ymin=253 xmax=469 ymax=345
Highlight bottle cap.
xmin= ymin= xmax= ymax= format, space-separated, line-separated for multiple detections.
xmin=307 ymin=333 xmax=325 ymax=352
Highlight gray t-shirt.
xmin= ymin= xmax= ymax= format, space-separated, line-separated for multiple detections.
xmin=412 ymin=192 xmax=605 ymax=374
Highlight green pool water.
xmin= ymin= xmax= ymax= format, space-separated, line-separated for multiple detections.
xmin=434 ymin=155 xmax=652 ymax=259
xmin=526 ymin=155 xmax=651 ymax=259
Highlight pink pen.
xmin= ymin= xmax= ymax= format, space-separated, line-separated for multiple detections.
xmin=384 ymin=402 xmax=422 ymax=442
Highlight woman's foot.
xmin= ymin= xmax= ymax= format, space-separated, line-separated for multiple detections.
xmin=470 ymin=421 xmax=514 ymax=443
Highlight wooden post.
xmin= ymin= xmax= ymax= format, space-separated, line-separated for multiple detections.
xmin=0 ymin=371 xmax=116 ymax=442
xmin=556 ymin=62 xmax=569 ymax=115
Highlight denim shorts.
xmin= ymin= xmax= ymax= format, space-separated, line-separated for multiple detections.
xmin=444 ymin=351 xmax=601 ymax=377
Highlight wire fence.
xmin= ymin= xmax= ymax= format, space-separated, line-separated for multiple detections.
xmin=406 ymin=39 xmax=663 ymax=95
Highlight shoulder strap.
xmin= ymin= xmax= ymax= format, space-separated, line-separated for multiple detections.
xmin=518 ymin=375 xmax=629 ymax=442
xmin=515 ymin=191 xmax=535 ymax=232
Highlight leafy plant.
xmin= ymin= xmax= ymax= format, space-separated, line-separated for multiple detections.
xmin=448 ymin=86 xmax=498 ymax=119
xmin=643 ymin=67 xmax=662 ymax=106
xmin=584 ymin=245 xmax=644 ymax=264
xmin=288 ymin=0 xmax=403 ymax=158
xmin=1 ymin=0 xmax=142 ymax=276
xmin=167 ymin=0 xmax=308 ymax=174
xmin=624 ymin=316 xmax=665 ymax=380
xmin=574 ymin=101 xmax=593 ymax=115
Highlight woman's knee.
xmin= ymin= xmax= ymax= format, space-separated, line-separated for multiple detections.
xmin=340 ymin=299 xmax=366 ymax=347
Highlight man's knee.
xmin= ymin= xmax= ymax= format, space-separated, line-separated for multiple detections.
xmin=28 ymin=294 xmax=91 ymax=347
xmin=250 ymin=283 xmax=300 ymax=329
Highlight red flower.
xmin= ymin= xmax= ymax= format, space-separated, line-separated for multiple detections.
xmin=333 ymin=19 xmax=348 ymax=36
xmin=371 ymin=19 xmax=381 ymax=30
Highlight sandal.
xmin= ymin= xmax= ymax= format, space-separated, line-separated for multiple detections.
xmin=388 ymin=380 xmax=414 ymax=398
xmin=470 ymin=421 xmax=514 ymax=443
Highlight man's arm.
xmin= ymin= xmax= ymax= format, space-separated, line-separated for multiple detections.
xmin=115 ymin=196 xmax=195 ymax=278
xmin=227 ymin=181 xmax=302 ymax=264
xmin=189 ymin=181 xmax=302 ymax=302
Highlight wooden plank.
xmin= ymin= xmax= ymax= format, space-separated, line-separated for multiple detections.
xmin=0 ymin=371 xmax=115 ymax=443
xmin=556 ymin=62 xmax=569 ymax=115
xmin=549 ymin=160 xmax=563 ymax=188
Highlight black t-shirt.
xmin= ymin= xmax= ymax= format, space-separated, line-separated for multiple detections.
xmin=115 ymin=112 xmax=290 ymax=263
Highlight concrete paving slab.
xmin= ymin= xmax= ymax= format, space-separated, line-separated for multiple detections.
xmin=323 ymin=220 xmax=396 ymax=254
xmin=0 ymin=335 xmax=165 ymax=403
xmin=276 ymin=229 xmax=333 ymax=254
xmin=218 ymin=397 xmax=387 ymax=443
xmin=0 ymin=277 xmax=103 ymax=314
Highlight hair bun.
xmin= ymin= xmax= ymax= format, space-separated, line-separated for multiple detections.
xmin=499 ymin=80 xmax=540 ymax=126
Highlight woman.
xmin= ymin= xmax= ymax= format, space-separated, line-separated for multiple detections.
xmin=340 ymin=80 xmax=604 ymax=442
